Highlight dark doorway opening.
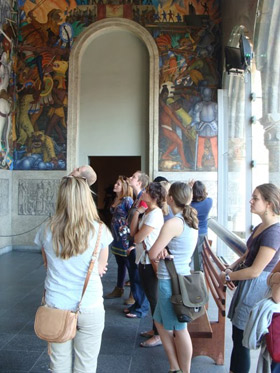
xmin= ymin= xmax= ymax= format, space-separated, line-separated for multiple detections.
xmin=89 ymin=156 xmax=141 ymax=226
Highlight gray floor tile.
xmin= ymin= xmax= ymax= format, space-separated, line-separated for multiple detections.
xmin=0 ymin=250 xmax=260 ymax=373
xmin=0 ymin=350 xmax=43 ymax=372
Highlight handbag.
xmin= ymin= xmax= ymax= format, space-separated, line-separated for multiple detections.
xmin=266 ymin=312 xmax=280 ymax=362
xmin=34 ymin=223 xmax=103 ymax=343
xmin=165 ymin=253 xmax=209 ymax=323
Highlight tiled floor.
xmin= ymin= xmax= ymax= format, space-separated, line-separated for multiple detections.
xmin=0 ymin=250 xmax=258 ymax=373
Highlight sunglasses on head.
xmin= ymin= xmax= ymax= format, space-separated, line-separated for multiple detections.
xmin=63 ymin=176 xmax=87 ymax=182
xmin=119 ymin=175 xmax=129 ymax=182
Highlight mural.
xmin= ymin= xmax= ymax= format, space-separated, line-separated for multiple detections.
xmin=0 ymin=0 xmax=17 ymax=170
xmin=151 ymin=1 xmax=221 ymax=171
xmin=0 ymin=0 xmax=221 ymax=171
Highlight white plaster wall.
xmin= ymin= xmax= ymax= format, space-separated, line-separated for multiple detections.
xmin=78 ymin=30 xmax=149 ymax=169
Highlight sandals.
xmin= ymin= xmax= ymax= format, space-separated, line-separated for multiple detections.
xmin=140 ymin=336 xmax=162 ymax=348
xmin=126 ymin=313 xmax=138 ymax=318
xmin=140 ymin=330 xmax=154 ymax=338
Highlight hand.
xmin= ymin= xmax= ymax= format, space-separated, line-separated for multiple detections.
xmin=188 ymin=179 xmax=195 ymax=188
xmin=220 ymin=271 xmax=235 ymax=290
xmin=127 ymin=246 xmax=136 ymax=256
xmin=272 ymin=282 xmax=280 ymax=303
xmin=98 ymin=263 xmax=108 ymax=277
xmin=269 ymin=272 xmax=280 ymax=286
xmin=136 ymin=206 xmax=146 ymax=214
xmin=156 ymin=248 xmax=169 ymax=260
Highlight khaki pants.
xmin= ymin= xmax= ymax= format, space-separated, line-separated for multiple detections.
xmin=49 ymin=304 xmax=105 ymax=373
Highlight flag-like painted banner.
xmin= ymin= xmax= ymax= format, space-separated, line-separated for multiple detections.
xmin=97 ymin=4 xmax=133 ymax=20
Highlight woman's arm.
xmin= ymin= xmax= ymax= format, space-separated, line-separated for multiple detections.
xmin=129 ymin=206 xmax=146 ymax=237
xmin=42 ymin=247 xmax=47 ymax=268
xmin=227 ymin=249 xmax=249 ymax=270
xmin=134 ymin=224 xmax=154 ymax=244
xmin=221 ymin=246 xmax=276 ymax=284
xmin=98 ymin=246 xmax=109 ymax=277
xmin=149 ymin=217 xmax=183 ymax=261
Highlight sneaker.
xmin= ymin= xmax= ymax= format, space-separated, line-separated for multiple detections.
xmin=104 ymin=287 xmax=124 ymax=299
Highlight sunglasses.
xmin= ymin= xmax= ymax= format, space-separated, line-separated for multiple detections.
xmin=62 ymin=176 xmax=87 ymax=182
xmin=119 ymin=175 xmax=129 ymax=182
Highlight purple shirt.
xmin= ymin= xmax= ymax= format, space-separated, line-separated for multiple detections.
xmin=245 ymin=223 xmax=280 ymax=272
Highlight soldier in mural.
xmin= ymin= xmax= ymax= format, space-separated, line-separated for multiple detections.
xmin=191 ymin=87 xmax=218 ymax=170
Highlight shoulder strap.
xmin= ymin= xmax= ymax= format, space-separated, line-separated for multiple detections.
xmin=164 ymin=247 xmax=181 ymax=296
xmin=77 ymin=222 xmax=103 ymax=310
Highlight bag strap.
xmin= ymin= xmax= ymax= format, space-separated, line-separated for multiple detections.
xmin=164 ymin=247 xmax=181 ymax=296
xmin=77 ymin=222 xmax=103 ymax=310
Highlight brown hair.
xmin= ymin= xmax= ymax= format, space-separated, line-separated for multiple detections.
xmin=146 ymin=182 xmax=167 ymax=209
xmin=118 ymin=176 xmax=133 ymax=199
xmin=256 ymin=183 xmax=280 ymax=215
xmin=192 ymin=180 xmax=208 ymax=202
xmin=169 ymin=181 xmax=198 ymax=229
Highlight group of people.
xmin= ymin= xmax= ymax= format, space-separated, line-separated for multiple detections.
xmin=34 ymin=164 xmax=280 ymax=373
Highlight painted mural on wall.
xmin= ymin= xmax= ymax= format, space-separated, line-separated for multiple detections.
xmin=151 ymin=1 xmax=221 ymax=172
xmin=0 ymin=0 xmax=221 ymax=171
xmin=0 ymin=0 xmax=17 ymax=170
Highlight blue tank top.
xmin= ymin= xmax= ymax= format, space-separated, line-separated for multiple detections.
xmin=157 ymin=213 xmax=198 ymax=279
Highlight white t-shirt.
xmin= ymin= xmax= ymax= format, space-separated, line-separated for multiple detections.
xmin=135 ymin=207 xmax=164 ymax=265
xmin=34 ymin=221 xmax=113 ymax=311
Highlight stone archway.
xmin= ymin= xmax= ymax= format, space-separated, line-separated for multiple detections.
xmin=67 ymin=18 xmax=159 ymax=177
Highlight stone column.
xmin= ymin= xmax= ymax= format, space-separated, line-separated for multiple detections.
xmin=262 ymin=114 xmax=280 ymax=186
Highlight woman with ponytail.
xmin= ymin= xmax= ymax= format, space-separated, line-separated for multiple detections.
xmin=149 ymin=182 xmax=198 ymax=373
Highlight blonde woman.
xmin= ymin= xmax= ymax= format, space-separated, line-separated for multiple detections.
xmin=34 ymin=176 xmax=113 ymax=372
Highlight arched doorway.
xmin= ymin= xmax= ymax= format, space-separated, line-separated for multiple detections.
xmin=67 ymin=18 xmax=159 ymax=177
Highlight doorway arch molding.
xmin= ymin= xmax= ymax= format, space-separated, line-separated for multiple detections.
xmin=67 ymin=18 xmax=159 ymax=176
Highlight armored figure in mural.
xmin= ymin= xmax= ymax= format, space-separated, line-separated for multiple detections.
xmin=191 ymin=87 xmax=218 ymax=169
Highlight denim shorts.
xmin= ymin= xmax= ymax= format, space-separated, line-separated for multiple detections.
xmin=153 ymin=279 xmax=187 ymax=331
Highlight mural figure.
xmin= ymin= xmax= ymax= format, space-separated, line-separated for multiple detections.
xmin=159 ymin=85 xmax=191 ymax=170
xmin=191 ymin=87 xmax=218 ymax=170
xmin=0 ymin=52 xmax=12 ymax=167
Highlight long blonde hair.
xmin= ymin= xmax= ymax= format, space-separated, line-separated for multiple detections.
xmin=49 ymin=176 xmax=101 ymax=259
xmin=117 ymin=175 xmax=133 ymax=199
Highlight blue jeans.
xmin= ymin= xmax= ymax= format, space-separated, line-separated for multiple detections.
xmin=272 ymin=361 xmax=280 ymax=373
xmin=126 ymin=250 xmax=149 ymax=318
